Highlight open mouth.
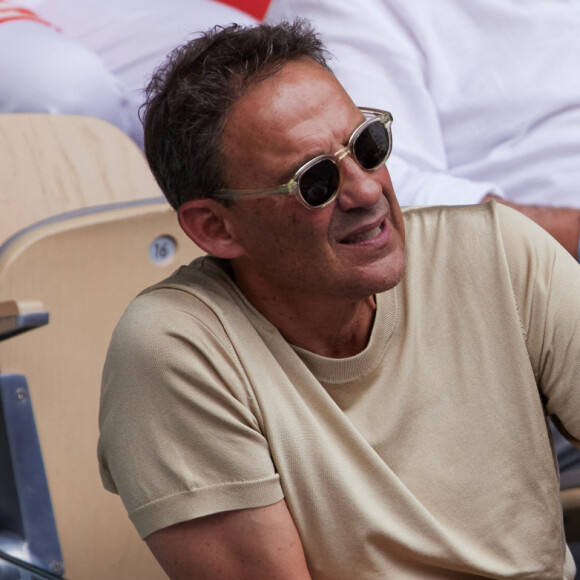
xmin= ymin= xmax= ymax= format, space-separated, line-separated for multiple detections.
xmin=341 ymin=221 xmax=385 ymax=244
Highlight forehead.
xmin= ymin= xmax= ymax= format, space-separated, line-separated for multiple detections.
xmin=235 ymin=59 xmax=351 ymax=119
xmin=221 ymin=59 xmax=361 ymax=184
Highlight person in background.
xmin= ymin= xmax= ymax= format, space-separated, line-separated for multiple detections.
xmin=0 ymin=0 xmax=141 ymax=143
xmin=99 ymin=20 xmax=580 ymax=579
xmin=0 ymin=0 xmax=256 ymax=148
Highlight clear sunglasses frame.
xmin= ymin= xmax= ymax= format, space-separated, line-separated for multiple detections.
xmin=212 ymin=107 xmax=393 ymax=209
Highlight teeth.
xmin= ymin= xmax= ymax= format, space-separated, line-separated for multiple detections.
xmin=345 ymin=225 xmax=382 ymax=244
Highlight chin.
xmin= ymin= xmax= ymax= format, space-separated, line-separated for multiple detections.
xmin=344 ymin=262 xmax=407 ymax=300
xmin=364 ymin=252 xmax=407 ymax=294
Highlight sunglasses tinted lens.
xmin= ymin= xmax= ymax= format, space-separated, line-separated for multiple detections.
xmin=354 ymin=120 xmax=390 ymax=170
xmin=298 ymin=158 xmax=340 ymax=207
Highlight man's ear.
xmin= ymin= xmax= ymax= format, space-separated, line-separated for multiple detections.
xmin=178 ymin=198 xmax=243 ymax=259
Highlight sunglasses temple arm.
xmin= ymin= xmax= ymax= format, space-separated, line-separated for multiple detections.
xmin=212 ymin=182 xmax=298 ymax=201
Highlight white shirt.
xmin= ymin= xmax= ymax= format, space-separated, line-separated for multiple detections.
xmin=20 ymin=0 xmax=256 ymax=95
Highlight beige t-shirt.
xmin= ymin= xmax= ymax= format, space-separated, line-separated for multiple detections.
xmin=99 ymin=202 xmax=580 ymax=579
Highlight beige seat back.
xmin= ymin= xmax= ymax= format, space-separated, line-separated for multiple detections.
xmin=0 ymin=114 xmax=161 ymax=242
xmin=0 ymin=199 xmax=200 ymax=579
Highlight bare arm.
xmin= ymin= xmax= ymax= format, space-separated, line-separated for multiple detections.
xmin=145 ymin=499 xmax=313 ymax=580
xmin=483 ymin=195 xmax=580 ymax=259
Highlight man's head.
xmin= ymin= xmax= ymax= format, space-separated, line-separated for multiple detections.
xmin=143 ymin=19 xmax=331 ymax=210
xmin=143 ymin=20 xmax=406 ymax=320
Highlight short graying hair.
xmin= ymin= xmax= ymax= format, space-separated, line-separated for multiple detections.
xmin=142 ymin=19 xmax=331 ymax=210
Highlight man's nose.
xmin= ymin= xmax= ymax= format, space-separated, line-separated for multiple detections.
xmin=336 ymin=155 xmax=385 ymax=211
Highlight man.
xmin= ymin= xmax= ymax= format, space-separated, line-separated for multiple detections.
xmin=98 ymin=20 xmax=580 ymax=579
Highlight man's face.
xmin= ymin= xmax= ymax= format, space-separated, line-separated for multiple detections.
xmin=220 ymin=58 xmax=406 ymax=308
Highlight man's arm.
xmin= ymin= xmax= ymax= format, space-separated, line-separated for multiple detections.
xmin=145 ymin=499 xmax=313 ymax=580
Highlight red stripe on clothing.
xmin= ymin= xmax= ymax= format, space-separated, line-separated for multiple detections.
xmin=0 ymin=3 xmax=53 ymax=26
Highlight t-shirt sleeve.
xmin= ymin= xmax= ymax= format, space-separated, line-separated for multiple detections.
xmin=496 ymin=203 xmax=580 ymax=447
xmin=98 ymin=288 xmax=284 ymax=539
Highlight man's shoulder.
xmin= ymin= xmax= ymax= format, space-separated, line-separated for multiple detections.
xmin=114 ymin=256 xmax=236 ymax=337
xmin=153 ymin=253 xmax=226 ymax=284
xmin=402 ymin=200 xmax=535 ymax=235
xmin=401 ymin=201 xmax=550 ymax=265
xmin=402 ymin=199 xmax=512 ymax=217
xmin=401 ymin=201 xmax=564 ymax=278
xmin=134 ymin=255 xmax=234 ymax=306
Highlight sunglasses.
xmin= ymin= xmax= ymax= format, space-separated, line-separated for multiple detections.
xmin=212 ymin=107 xmax=393 ymax=209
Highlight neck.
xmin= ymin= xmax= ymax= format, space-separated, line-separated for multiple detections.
xmin=287 ymin=297 xmax=377 ymax=358
xmin=234 ymin=277 xmax=377 ymax=358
